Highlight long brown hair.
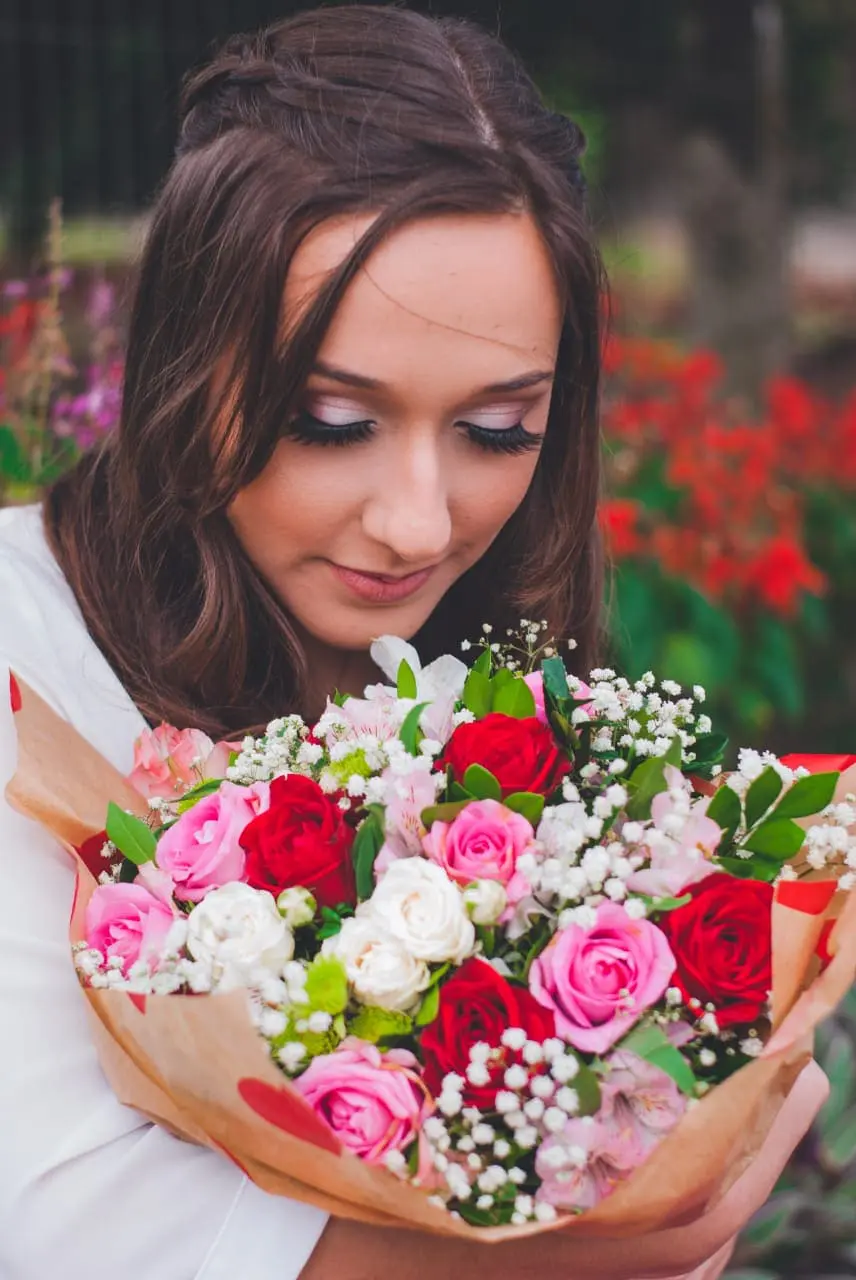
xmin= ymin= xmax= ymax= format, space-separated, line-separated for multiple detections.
xmin=46 ymin=5 xmax=605 ymax=737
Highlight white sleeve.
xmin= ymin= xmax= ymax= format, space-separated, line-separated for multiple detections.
xmin=0 ymin=661 xmax=327 ymax=1279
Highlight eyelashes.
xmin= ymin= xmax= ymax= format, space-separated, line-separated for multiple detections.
xmin=286 ymin=411 xmax=544 ymax=456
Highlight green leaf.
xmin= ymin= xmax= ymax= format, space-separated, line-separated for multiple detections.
xmin=304 ymin=955 xmax=349 ymax=1015
xmin=0 ymin=426 xmax=31 ymax=484
xmin=421 ymin=800 xmax=470 ymax=829
xmin=718 ymin=852 xmax=783 ymax=882
xmin=739 ymin=1193 xmax=801 ymax=1252
xmin=625 ymin=755 xmax=670 ymax=821
xmin=819 ymin=1031 xmax=856 ymax=1131
xmin=541 ymin=656 xmax=569 ymax=701
xmin=690 ymin=732 xmax=729 ymax=767
xmin=744 ymin=767 xmax=784 ymax=829
xmin=638 ymin=893 xmax=691 ymax=914
xmin=503 ymin=791 xmax=545 ymax=825
xmin=822 ymin=1103 xmax=856 ymax=1171
xmin=106 ymin=802 xmax=157 ymax=865
xmin=618 ymin=1023 xmax=697 ymax=1096
xmin=176 ymin=778 xmax=224 ymax=814
xmin=463 ymin=669 xmax=492 ymax=718
xmin=574 ymin=1062 xmax=602 ymax=1117
xmin=396 ymin=659 xmax=418 ymax=700
xmin=463 ymin=764 xmax=502 ymax=801
xmin=742 ymin=817 xmax=806 ymax=859
xmin=348 ymin=1006 xmax=414 ymax=1043
xmin=491 ymin=668 xmax=515 ymax=692
xmin=399 ymin=702 xmax=429 ymax=756
xmin=774 ymin=772 xmax=839 ymax=820
xmin=118 ymin=857 xmax=138 ymax=884
xmin=352 ymin=811 xmax=385 ymax=900
xmin=415 ymin=983 xmax=441 ymax=1027
xmin=473 ymin=649 xmax=492 ymax=677
xmin=492 ymin=676 xmax=536 ymax=720
xmin=706 ymin=783 xmax=742 ymax=845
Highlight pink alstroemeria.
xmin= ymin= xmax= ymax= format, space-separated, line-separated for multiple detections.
xmin=129 ymin=724 xmax=235 ymax=802
xmin=535 ymin=1114 xmax=645 ymax=1211
xmin=600 ymin=1050 xmax=687 ymax=1152
xmin=626 ymin=766 xmax=723 ymax=900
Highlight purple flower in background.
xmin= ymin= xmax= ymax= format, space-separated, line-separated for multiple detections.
xmin=52 ymin=360 xmax=123 ymax=448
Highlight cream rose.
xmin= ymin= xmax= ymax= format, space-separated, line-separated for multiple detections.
xmin=367 ymin=859 xmax=475 ymax=964
xmin=323 ymin=915 xmax=430 ymax=1012
xmin=186 ymin=882 xmax=294 ymax=988
xmin=462 ymin=878 xmax=508 ymax=926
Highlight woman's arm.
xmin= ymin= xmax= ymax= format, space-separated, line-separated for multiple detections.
xmin=301 ymin=1060 xmax=827 ymax=1280
xmin=0 ymin=663 xmax=328 ymax=1280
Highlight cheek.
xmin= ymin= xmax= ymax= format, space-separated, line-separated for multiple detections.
xmin=452 ymin=451 xmax=541 ymax=541
xmin=228 ymin=443 xmax=361 ymax=560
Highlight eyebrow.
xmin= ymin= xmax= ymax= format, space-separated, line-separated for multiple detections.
xmin=311 ymin=360 xmax=555 ymax=395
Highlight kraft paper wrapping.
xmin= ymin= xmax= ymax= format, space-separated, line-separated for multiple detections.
xmin=6 ymin=675 xmax=854 ymax=1246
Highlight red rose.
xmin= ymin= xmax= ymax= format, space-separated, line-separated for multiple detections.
xmin=420 ymin=957 xmax=555 ymax=1106
xmin=239 ymin=775 xmax=355 ymax=909
xmin=440 ymin=713 xmax=569 ymax=798
xmin=657 ymin=874 xmax=773 ymax=1028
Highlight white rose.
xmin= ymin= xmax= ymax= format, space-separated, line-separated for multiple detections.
xmin=323 ymin=915 xmax=430 ymax=1012
xmin=276 ymin=886 xmax=316 ymax=929
xmin=367 ymin=859 xmax=475 ymax=964
xmin=187 ymin=883 xmax=294 ymax=988
xmin=463 ymin=879 xmax=508 ymax=926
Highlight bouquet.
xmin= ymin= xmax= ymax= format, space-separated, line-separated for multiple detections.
xmin=8 ymin=625 xmax=856 ymax=1244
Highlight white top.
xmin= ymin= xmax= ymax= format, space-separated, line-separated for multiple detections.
xmin=0 ymin=505 xmax=327 ymax=1280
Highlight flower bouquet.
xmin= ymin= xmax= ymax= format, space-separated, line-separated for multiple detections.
xmin=7 ymin=626 xmax=856 ymax=1244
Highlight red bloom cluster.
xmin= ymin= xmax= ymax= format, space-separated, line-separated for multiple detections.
xmin=600 ymin=335 xmax=856 ymax=616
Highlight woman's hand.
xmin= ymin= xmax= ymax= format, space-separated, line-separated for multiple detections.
xmin=300 ymin=1061 xmax=827 ymax=1280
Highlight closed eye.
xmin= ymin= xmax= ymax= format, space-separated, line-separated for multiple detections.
xmin=286 ymin=410 xmax=544 ymax=455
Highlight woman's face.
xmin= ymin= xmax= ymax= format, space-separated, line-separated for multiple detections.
xmin=229 ymin=211 xmax=562 ymax=655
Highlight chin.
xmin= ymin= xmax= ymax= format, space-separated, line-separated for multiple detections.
xmin=295 ymin=600 xmax=430 ymax=652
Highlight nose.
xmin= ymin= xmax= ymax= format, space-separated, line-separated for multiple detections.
xmin=361 ymin=430 xmax=453 ymax=565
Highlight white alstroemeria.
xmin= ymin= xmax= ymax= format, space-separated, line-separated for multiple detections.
xmin=370 ymin=635 xmax=468 ymax=743
xmin=323 ymin=915 xmax=430 ymax=1011
xmin=186 ymin=883 xmax=294 ymax=989
xmin=365 ymin=858 xmax=475 ymax=963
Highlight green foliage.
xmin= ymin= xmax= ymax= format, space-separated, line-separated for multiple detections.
xmin=105 ymin=802 xmax=155 ymax=865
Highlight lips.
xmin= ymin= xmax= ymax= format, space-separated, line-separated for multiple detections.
xmin=330 ymin=562 xmax=436 ymax=604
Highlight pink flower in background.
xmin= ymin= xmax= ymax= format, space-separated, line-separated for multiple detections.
xmin=626 ymin=767 xmax=722 ymax=899
xmin=600 ymin=1050 xmax=687 ymax=1152
xmin=129 ymin=724 xmax=235 ymax=801
xmin=422 ymin=799 xmax=533 ymax=910
xmin=293 ymin=1040 xmax=430 ymax=1165
xmin=155 ymin=781 xmax=270 ymax=902
xmin=535 ymin=1114 xmax=644 ymax=1211
xmin=529 ymin=901 xmax=676 ymax=1053
xmin=85 ymin=882 xmax=177 ymax=974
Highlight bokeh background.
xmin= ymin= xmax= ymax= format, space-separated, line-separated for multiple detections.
xmin=2 ymin=3 xmax=856 ymax=1275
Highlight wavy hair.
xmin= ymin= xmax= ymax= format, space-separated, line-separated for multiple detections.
xmin=46 ymin=4 xmax=604 ymax=736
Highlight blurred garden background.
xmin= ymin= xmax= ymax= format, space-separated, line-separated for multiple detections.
xmin=2 ymin=2 xmax=856 ymax=1274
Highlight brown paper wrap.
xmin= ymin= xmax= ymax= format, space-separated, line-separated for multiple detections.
xmin=6 ymin=675 xmax=855 ymax=1245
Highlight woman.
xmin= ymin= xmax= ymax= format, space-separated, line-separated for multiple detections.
xmin=0 ymin=7 xmax=825 ymax=1278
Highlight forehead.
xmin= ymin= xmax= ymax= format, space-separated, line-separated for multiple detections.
xmin=283 ymin=211 xmax=562 ymax=393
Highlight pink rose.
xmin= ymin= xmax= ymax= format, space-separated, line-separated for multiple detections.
xmin=85 ymin=882 xmax=177 ymax=974
xmin=293 ymin=1039 xmax=430 ymax=1165
xmin=535 ymin=1114 xmax=644 ymax=1211
xmin=155 ymin=781 xmax=270 ymax=902
xmin=600 ymin=1050 xmax=687 ymax=1153
xmin=129 ymin=724 xmax=235 ymax=801
xmin=529 ymin=902 xmax=676 ymax=1053
xmin=422 ymin=799 xmax=533 ymax=911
